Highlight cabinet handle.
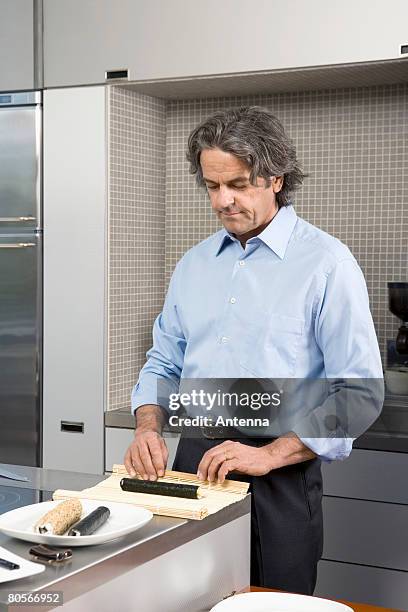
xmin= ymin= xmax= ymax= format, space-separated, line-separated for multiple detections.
xmin=0 ymin=216 xmax=36 ymax=222
xmin=105 ymin=69 xmax=128 ymax=81
xmin=0 ymin=243 xmax=36 ymax=248
xmin=61 ymin=421 xmax=85 ymax=433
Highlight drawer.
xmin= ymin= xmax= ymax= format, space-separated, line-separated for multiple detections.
xmin=323 ymin=496 xmax=408 ymax=571
xmin=316 ymin=559 xmax=408 ymax=611
xmin=322 ymin=448 xmax=408 ymax=503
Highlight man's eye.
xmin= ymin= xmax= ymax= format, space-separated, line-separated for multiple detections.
xmin=206 ymin=185 xmax=218 ymax=191
xmin=232 ymin=185 xmax=247 ymax=190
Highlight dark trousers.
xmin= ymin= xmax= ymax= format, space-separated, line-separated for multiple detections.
xmin=172 ymin=434 xmax=323 ymax=595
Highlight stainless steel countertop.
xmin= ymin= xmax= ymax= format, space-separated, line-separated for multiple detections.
xmin=0 ymin=464 xmax=250 ymax=609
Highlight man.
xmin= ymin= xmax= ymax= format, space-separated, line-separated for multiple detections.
xmin=125 ymin=106 xmax=383 ymax=594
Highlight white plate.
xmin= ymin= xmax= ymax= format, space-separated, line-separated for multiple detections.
xmin=0 ymin=546 xmax=45 ymax=584
xmin=0 ymin=499 xmax=153 ymax=546
xmin=210 ymin=592 xmax=354 ymax=612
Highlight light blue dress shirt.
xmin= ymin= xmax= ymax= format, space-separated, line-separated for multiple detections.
xmin=131 ymin=205 xmax=383 ymax=461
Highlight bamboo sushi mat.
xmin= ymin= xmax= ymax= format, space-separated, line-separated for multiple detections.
xmin=53 ymin=464 xmax=250 ymax=520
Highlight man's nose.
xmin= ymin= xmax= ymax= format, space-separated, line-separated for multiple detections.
xmin=217 ymin=185 xmax=234 ymax=208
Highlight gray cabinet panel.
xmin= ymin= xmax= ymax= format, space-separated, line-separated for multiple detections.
xmin=43 ymin=0 xmax=408 ymax=88
xmin=323 ymin=497 xmax=408 ymax=572
xmin=0 ymin=0 xmax=34 ymax=91
xmin=322 ymin=449 xmax=408 ymax=504
xmin=316 ymin=560 xmax=408 ymax=611
xmin=42 ymin=87 xmax=106 ymax=474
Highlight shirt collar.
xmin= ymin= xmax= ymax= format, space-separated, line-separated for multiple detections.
xmin=215 ymin=204 xmax=298 ymax=259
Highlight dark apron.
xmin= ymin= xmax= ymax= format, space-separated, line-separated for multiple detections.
xmin=172 ymin=432 xmax=323 ymax=595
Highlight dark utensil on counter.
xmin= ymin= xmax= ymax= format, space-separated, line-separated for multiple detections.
xmin=120 ymin=478 xmax=200 ymax=499
xmin=29 ymin=544 xmax=72 ymax=563
xmin=0 ymin=557 xmax=19 ymax=570
xmin=67 ymin=506 xmax=110 ymax=536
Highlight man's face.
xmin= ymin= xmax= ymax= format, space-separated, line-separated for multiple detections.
xmin=200 ymin=148 xmax=283 ymax=242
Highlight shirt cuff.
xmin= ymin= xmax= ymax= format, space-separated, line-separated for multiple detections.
xmin=299 ymin=436 xmax=354 ymax=462
xmin=131 ymin=379 xmax=178 ymax=416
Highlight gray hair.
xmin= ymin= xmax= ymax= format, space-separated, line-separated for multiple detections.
xmin=186 ymin=106 xmax=307 ymax=207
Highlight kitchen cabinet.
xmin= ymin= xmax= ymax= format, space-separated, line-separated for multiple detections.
xmin=0 ymin=0 xmax=40 ymax=92
xmin=322 ymin=448 xmax=408 ymax=504
xmin=43 ymin=0 xmax=408 ymax=89
xmin=322 ymin=496 xmax=408 ymax=572
xmin=315 ymin=449 xmax=408 ymax=610
xmin=316 ymin=561 xmax=408 ymax=611
xmin=42 ymin=86 xmax=106 ymax=474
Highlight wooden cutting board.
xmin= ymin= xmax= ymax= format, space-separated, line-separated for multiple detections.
xmin=53 ymin=464 xmax=250 ymax=520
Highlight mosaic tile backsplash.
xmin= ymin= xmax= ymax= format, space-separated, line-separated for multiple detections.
xmin=108 ymin=83 xmax=407 ymax=410
xmin=108 ymin=88 xmax=166 ymax=411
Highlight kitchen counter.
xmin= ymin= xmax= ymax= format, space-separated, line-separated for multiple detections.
xmin=354 ymin=392 xmax=408 ymax=452
xmin=105 ymin=407 xmax=136 ymax=430
xmin=0 ymin=464 xmax=250 ymax=612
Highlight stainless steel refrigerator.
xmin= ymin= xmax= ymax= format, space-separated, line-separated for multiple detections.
xmin=0 ymin=91 xmax=42 ymax=466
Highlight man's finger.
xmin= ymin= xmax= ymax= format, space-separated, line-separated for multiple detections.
xmin=197 ymin=441 xmax=233 ymax=480
xmin=125 ymin=444 xmax=145 ymax=479
xmin=160 ymin=438 xmax=169 ymax=467
xmin=217 ymin=459 xmax=238 ymax=484
xmin=138 ymin=440 xmax=158 ymax=480
xmin=129 ymin=445 xmax=146 ymax=480
xmin=206 ymin=452 xmax=228 ymax=482
xmin=148 ymin=438 xmax=166 ymax=477
xmin=124 ymin=447 xmax=136 ymax=477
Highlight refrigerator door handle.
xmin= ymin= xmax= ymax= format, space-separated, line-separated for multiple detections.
xmin=0 ymin=216 xmax=36 ymax=222
xmin=0 ymin=243 xmax=36 ymax=249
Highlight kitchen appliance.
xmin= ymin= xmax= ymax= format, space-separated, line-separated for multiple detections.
xmin=0 ymin=91 xmax=42 ymax=466
xmin=388 ymin=282 xmax=408 ymax=355
xmin=0 ymin=483 xmax=46 ymax=515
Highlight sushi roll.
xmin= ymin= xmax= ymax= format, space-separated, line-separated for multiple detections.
xmin=35 ymin=499 xmax=82 ymax=535
xmin=120 ymin=478 xmax=201 ymax=499
xmin=68 ymin=506 xmax=110 ymax=536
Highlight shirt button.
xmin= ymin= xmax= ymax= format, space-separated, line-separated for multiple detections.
xmin=238 ymin=261 xmax=245 ymax=266
xmin=230 ymin=297 xmax=236 ymax=304
xmin=221 ymin=336 xmax=229 ymax=343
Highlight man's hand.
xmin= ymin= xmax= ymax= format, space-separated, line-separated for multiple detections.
xmin=197 ymin=434 xmax=316 ymax=483
xmin=124 ymin=405 xmax=169 ymax=481
xmin=197 ymin=440 xmax=274 ymax=483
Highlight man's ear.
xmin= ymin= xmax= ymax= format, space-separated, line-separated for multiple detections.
xmin=272 ymin=176 xmax=284 ymax=193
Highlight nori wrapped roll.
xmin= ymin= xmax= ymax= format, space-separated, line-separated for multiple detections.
xmin=68 ymin=506 xmax=110 ymax=536
xmin=120 ymin=478 xmax=200 ymax=499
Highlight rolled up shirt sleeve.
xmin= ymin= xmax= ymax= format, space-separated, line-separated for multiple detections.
xmin=294 ymin=258 xmax=384 ymax=462
xmin=131 ymin=261 xmax=186 ymax=416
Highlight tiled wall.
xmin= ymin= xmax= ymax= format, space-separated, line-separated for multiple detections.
xmin=165 ymin=84 xmax=408 ymax=365
xmin=108 ymin=88 xmax=166 ymax=411
xmin=108 ymin=83 xmax=407 ymax=410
